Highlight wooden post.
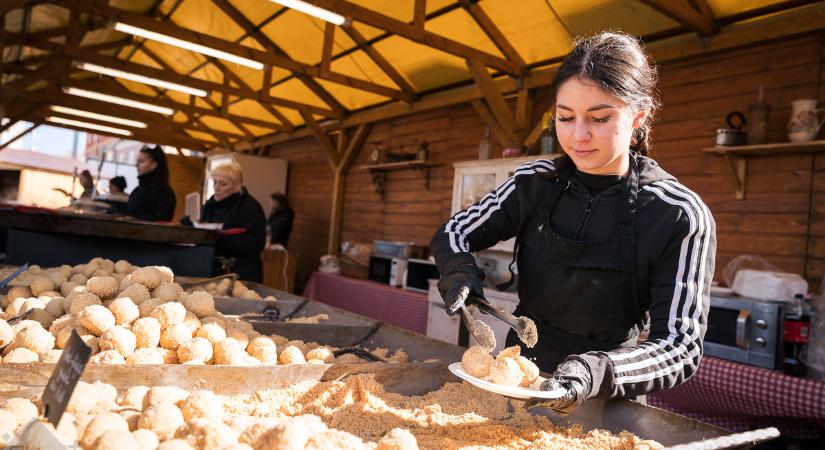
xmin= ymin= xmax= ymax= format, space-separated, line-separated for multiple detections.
xmin=326 ymin=123 xmax=370 ymax=255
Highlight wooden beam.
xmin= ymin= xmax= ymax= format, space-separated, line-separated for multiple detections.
xmin=691 ymin=0 xmax=715 ymax=23
xmin=0 ymin=58 xmax=64 ymax=104
xmin=341 ymin=25 xmax=417 ymax=98
xmin=321 ymin=22 xmax=334 ymax=77
xmin=461 ymin=0 xmax=525 ymax=67
xmin=300 ymin=111 xmax=338 ymax=167
xmin=0 ymin=0 xmax=32 ymax=17
xmin=515 ymin=87 xmax=532 ymax=142
xmin=640 ymin=0 xmax=714 ymax=36
xmin=470 ymin=99 xmax=511 ymax=147
xmin=72 ymin=3 xmax=412 ymax=102
xmin=1 ymin=101 xmax=43 ymax=134
xmin=413 ymin=0 xmax=427 ymax=29
xmin=209 ymin=0 xmax=346 ymax=115
xmin=466 ymin=58 xmax=518 ymax=139
xmin=523 ymin=119 xmax=547 ymax=151
xmin=0 ymin=121 xmax=39 ymax=149
xmin=312 ymin=0 xmax=523 ymax=76
xmin=328 ymin=123 xmax=371 ymax=254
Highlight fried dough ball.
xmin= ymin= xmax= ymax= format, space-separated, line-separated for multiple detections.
xmin=182 ymin=311 xmax=202 ymax=334
xmin=4 ymin=297 xmax=26 ymax=316
xmin=118 ymin=284 xmax=151 ymax=305
xmin=0 ymin=411 xmax=17 ymax=444
xmin=40 ymin=349 xmax=63 ymax=363
xmin=49 ymin=314 xmax=74 ymax=334
xmin=224 ymin=444 xmax=253 ymax=450
xmin=225 ymin=326 xmax=250 ymax=349
xmin=498 ymin=345 xmax=521 ymax=359
xmin=120 ymin=386 xmax=150 ymax=410
xmin=90 ymin=350 xmax=126 ymax=364
xmin=11 ymin=325 xmax=55 ymax=355
xmin=230 ymin=281 xmax=248 ymax=298
xmin=175 ymin=418 xmax=236 ymax=450
xmin=278 ymin=345 xmax=306 ymax=365
xmin=30 ymin=275 xmax=56 ymax=296
xmin=68 ymin=292 xmax=103 ymax=316
xmin=0 ymin=397 xmax=38 ymax=429
xmin=44 ymin=296 xmax=66 ymax=317
xmin=157 ymin=439 xmax=192 ymax=450
xmin=247 ymin=336 xmax=278 ymax=365
xmin=183 ymin=291 xmax=215 ymax=317
xmin=212 ymin=338 xmax=243 ymax=365
xmin=144 ymin=386 xmax=189 ymax=409
xmin=99 ymin=326 xmax=137 ymax=357
xmin=10 ymin=319 xmax=41 ymax=336
xmin=160 ymin=324 xmax=192 ymax=350
xmin=3 ymin=347 xmax=38 ymax=363
xmin=18 ymin=297 xmax=45 ymax=314
xmin=488 ymin=357 xmax=523 ymax=386
xmin=56 ymin=325 xmax=91 ymax=349
xmin=109 ymin=297 xmax=140 ymax=326
xmin=255 ymin=415 xmax=325 ymax=450
xmin=0 ymin=320 xmax=12 ymax=347
xmin=152 ymin=283 xmax=182 ymax=303
xmin=179 ymin=390 xmax=223 ymax=421
xmin=92 ymin=429 xmax=139 ymax=450
xmin=240 ymin=290 xmax=261 ymax=300
xmin=158 ymin=347 xmax=180 ymax=364
xmin=80 ymin=334 xmax=101 ymax=355
xmin=127 ymin=348 xmax=165 ymax=365
xmin=70 ymin=273 xmax=89 ymax=285
xmin=8 ymin=286 xmax=32 ymax=302
xmin=132 ymin=429 xmax=159 ymax=450
xmin=376 ymin=428 xmax=419 ymax=450
xmin=81 ymin=412 xmax=130 ymax=449
xmin=67 ymin=381 xmax=117 ymax=417
xmin=194 ymin=322 xmax=226 ymax=344
xmin=304 ymin=347 xmax=334 ymax=364
xmin=515 ymin=356 xmax=540 ymax=387
xmin=200 ymin=316 xmax=226 ymax=329
xmin=138 ymin=298 xmax=165 ymax=318
xmin=78 ymin=304 xmax=116 ymax=336
xmin=26 ymin=308 xmax=56 ymax=329
xmin=461 ymin=346 xmax=494 ymax=379
xmin=139 ymin=403 xmax=184 ymax=441
xmin=130 ymin=267 xmax=164 ymax=290
xmin=150 ymin=302 xmax=186 ymax=329
xmin=86 ymin=277 xmax=119 ymax=299
xmin=177 ymin=337 xmax=213 ymax=364
xmin=114 ymin=260 xmax=134 ymax=274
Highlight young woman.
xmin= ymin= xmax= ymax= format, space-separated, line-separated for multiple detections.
xmin=127 ymin=145 xmax=176 ymax=221
xmin=431 ymin=32 xmax=716 ymax=414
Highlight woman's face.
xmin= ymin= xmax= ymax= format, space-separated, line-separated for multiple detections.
xmin=136 ymin=152 xmax=158 ymax=176
xmin=554 ymin=77 xmax=647 ymax=175
xmin=213 ymin=175 xmax=238 ymax=201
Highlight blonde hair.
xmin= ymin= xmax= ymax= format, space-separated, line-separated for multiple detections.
xmin=211 ymin=162 xmax=243 ymax=185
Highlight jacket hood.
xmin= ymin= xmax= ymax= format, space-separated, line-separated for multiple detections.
xmin=552 ymin=153 xmax=676 ymax=187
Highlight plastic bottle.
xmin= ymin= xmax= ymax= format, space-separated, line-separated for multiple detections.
xmin=783 ymin=293 xmax=810 ymax=376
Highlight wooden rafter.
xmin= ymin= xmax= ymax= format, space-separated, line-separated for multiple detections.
xmin=209 ymin=0 xmax=346 ymax=116
xmin=413 ymin=0 xmax=427 ymax=29
xmin=321 ymin=22 xmax=334 ymax=77
xmin=0 ymin=58 xmax=64 ymax=106
xmin=311 ymin=0 xmax=524 ymax=76
xmin=0 ymin=100 xmax=44 ymax=134
xmin=0 ymin=0 xmax=34 ymax=17
xmin=341 ymin=25 xmax=416 ymax=97
xmin=640 ymin=0 xmax=715 ymax=36
xmin=466 ymin=58 xmax=519 ymax=142
xmin=67 ymin=3 xmax=412 ymax=102
xmin=460 ymin=1 xmax=525 ymax=68
xmin=0 ymin=121 xmax=40 ymax=149
xmin=328 ymin=122 xmax=371 ymax=254
xmin=301 ymin=111 xmax=338 ymax=166
xmin=470 ymin=99 xmax=512 ymax=147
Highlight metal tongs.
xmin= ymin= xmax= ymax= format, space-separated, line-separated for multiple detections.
xmin=473 ymin=301 xmax=538 ymax=348
xmin=449 ymin=286 xmax=497 ymax=350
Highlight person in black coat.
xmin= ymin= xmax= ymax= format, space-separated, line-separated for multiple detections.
xmin=267 ymin=192 xmax=294 ymax=247
xmin=186 ymin=162 xmax=266 ymax=282
xmin=127 ymin=145 xmax=176 ymax=221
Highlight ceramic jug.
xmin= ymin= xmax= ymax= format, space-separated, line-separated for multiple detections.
xmin=788 ymin=99 xmax=825 ymax=143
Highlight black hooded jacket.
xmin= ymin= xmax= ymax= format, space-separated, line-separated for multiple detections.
xmin=201 ymin=189 xmax=266 ymax=282
xmin=431 ymin=153 xmax=716 ymax=400
xmin=127 ymin=172 xmax=176 ymax=221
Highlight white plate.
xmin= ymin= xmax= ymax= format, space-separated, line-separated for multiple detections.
xmin=448 ymin=362 xmax=567 ymax=400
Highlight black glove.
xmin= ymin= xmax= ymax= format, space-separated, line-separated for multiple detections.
xmin=524 ymin=357 xmax=593 ymax=415
xmin=437 ymin=264 xmax=487 ymax=316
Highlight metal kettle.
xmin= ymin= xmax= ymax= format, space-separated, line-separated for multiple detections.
xmin=716 ymin=111 xmax=748 ymax=146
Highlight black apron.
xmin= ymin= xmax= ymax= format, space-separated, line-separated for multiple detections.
xmin=505 ymin=157 xmax=642 ymax=373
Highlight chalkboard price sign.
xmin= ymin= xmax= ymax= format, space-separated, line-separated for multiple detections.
xmin=41 ymin=329 xmax=91 ymax=426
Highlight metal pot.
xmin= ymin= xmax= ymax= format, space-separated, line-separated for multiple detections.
xmin=716 ymin=111 xmax=748 ymax=146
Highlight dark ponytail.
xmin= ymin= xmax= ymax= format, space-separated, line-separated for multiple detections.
xmin=549 ymin=31 xmax=660 ymax=156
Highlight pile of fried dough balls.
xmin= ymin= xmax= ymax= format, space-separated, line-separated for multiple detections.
xmin=0 ymin=380 xmax=421 ymax=450
xmin=461 ymin=345 xmax=540 ymax=388
xmin=0 ymin=258 xmax=405 ymax=366
xmin=186 ymin=279 xmax=276 ymax=302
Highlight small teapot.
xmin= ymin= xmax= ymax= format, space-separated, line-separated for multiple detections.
xmin=788 ymin=99 xmax=825 ymax=143
xmin=716 ymin=111 xmax=747 ymax=146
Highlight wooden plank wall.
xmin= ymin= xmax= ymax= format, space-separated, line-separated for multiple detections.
xmin=265 ymin=32 xmax=825 ymax=293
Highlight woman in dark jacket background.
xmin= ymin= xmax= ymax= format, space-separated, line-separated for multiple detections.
xmin=194 ymin=162 xmax=266 ymax=282
xmin=127 ymin=145 xmax=176 ymax=221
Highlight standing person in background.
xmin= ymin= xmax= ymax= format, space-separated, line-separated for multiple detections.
xmin=78 ymin=170 xmax=96 ymax=199
xmin=127 ymin=145 xmax=176 ymax=221
xmin=182 ymin=162 xmax=266 ymax=282
xmin=101 ymin=176 xmax=129 ymax=214
xmin=267 ymin=192 xmax=294 ymax=248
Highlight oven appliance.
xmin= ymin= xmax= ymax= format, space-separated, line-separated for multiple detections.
xmin=368 ymin=255 xmax=407 ymax=287
xmin=704 ymin=293 xmax=785 ymax=369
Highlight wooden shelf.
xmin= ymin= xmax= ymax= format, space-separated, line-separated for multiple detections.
xmin=702 ymin=141 xmax=825 ymax=200
xmin=358 ymin=160 xmax=442 ymax=200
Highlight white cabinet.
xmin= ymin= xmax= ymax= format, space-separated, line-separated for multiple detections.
xmin=451 ymin=155 xmax=552 ymax=252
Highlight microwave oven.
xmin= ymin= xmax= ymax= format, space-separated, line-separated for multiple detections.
xmin=403 ymin=258 xmax=440 ymax=293
xmin=703 ymin=293 xmax=785 ymax=369
xmin=368 ymin=255 xmax=407 ymax=287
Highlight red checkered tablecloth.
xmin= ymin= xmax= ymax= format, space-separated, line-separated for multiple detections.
xmin=303 ymin=271 xmax=429 ymax=334
xmin=648 ymin=356 xmax=825 ymax=439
